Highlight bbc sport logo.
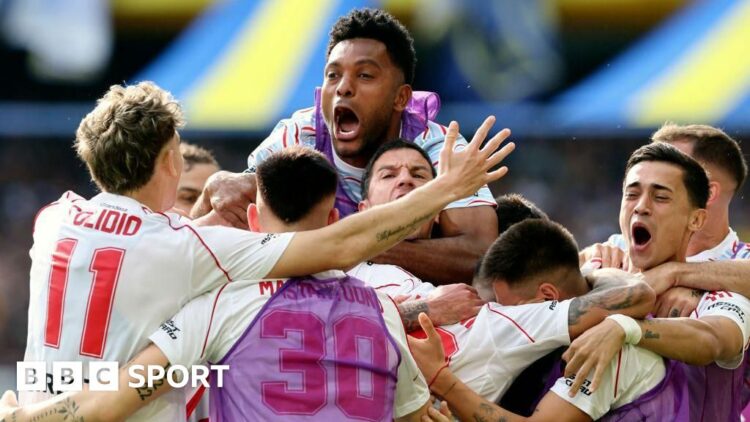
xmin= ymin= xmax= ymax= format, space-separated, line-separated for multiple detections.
xmin=17 ymin=361 xmax=230 ymax=392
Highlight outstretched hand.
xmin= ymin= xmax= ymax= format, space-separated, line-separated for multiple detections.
xmin=436 ymin=117 xmax=515 ymax=202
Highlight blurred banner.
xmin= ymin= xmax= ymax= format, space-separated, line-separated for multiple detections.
xmin=2 ymin=0 xmax=748 ymax=136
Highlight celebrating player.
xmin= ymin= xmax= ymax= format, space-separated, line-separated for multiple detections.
xmin=20 ymin=80 xmax=514 ymax=420
xmin=0 ymin=146 xmax=479 ymax=422
xmin=193 ymin=8 xmax=500 ymax=285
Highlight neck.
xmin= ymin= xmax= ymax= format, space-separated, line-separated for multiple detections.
xmin=128 ymin=186 xmax=167 ymax=212
xmin=687 ymin=207 xmax=730 ymax=256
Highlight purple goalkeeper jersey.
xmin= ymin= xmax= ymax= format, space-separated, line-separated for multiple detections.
xmin=600 ymin=359 xmax=689 ymax=421
xmin=209 ymin=275 xmax=401 ymax=421
xmin=682 ymin=360 xmax=746 ymax=422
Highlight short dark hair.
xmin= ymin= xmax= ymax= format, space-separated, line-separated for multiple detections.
xmin=361 ymin=139 xmax=435 ymax=200
xmin=625 ymin=142 xmax=709 ymax=209
xmin=256 ymin=147 xmax=337 ymax=223
xmin=477 ymin=219 xmax=580 ymax=287
xmin=652 ymin=123 xmax=748 ymax=192
xmin=495 ymin=194 xmax=549 ymax=235
xmin=180 ymin=142 xmax=219 ymax=172
xmin=328 ymin=8 xmax=417 ymax=85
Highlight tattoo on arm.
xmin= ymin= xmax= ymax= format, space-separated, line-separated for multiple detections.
xmin=26 ymin=397 xmax=83 ymax=422
xmin=644 ymin=330 xmax=660 ymax=340
xmin=472 ymin=403 xmax=508 ymax=422
xmin=134 ymin=363 xmax=171 ymax=401
xmin=398 ymin=300 xmax=429 ymax=332
xmin=642 ymin=319 xmax=660 ymax=340
xmin=568 ymin=284 xmax=637 ymax=326
xmin=691 ymin=289 xmax=704 ymax=298
xmin=375 ymin=213 xmax=432 ymax=243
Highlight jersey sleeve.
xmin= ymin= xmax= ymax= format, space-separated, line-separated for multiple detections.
xmin=246 ymin=109 xmax=317 ymax=172
xmin=379 ymin=292 xmax=430 ymax=418
xmin=414 ymin=121 xmax=496 ymax=210
xmin=149 ymin=289 xmax=219 ymax=368
xmin=697 ymin=291 xmax=750 ymax=368
xmin=549 ymin=345 xmax=665 ymax=420
xmin=190 ymin=226 xmax=293 ymax=297
xmin=486 ymin=300 xmax=572 ymax=347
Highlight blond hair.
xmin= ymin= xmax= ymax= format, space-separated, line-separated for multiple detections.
xmin=75 ymin=81 xmax=185 ymax=194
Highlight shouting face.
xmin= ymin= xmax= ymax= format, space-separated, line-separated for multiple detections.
xmin=619 ymin=161 xmax=704 ymax=270
xmin=321 ymin=38 xmax=410 ymax=168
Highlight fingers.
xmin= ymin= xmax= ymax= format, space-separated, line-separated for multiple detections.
xmin=438 ymin=121 xmax=460 ymax=175
xmin=1 ymin=390 xmax=18 ymax=406
xmin=479 ymin=128 xmax=511 ymax=159
xmin=486 ymin=166 xmax=509 ymax=183
xmin=485 ymin=142 xmax=516 ymax=171
xmin=468 ymin=116 xmax=497 ymax=152
xmin=679 ymin=304 xmax=693 ymax=318
xmin=589 ymin=360 xmax=607 ymax=393
xmin=419 ymin=312 xmax=439 ymax=342
xmin=568 ymin=359 xmax=594 ymax=397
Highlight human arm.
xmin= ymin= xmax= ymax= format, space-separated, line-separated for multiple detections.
xmin=564 ymin=290 xmax=750 ymax=395
xmin=267 ymin=117 xmax=515 ymax=278
xmin=644 ymin=259 xmax=750 ymax=298
xmin=407 ymin=314 xmax=591 ymax=422
xmin=0 ymin=344 xmax=173 ymax=422
xmin=372 ymin=206 xmax=498 ymax=285
xmin=398 ymin=284 xmax=485 ymax=331
xmin=567 ymin=268 xmax=656 ymax=339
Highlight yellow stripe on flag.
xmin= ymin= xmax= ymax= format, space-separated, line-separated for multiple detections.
xmin=630 ymin=1 xmax=750 ymax=126
xmin=187 ymin=0 xmax=335 ymax=129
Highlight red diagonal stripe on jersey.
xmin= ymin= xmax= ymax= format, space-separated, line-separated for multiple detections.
xmin=186 ymin=384 xmax=206 ymax=418
xmin=487 ymin=306 xmax=535 ymax=343
xmin=202 ymin=283 xmax=231 ymax=358
xmin=613 ymin=349 xmax=623 ymax=398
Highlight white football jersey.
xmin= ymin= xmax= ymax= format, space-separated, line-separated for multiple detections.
xmin=149 ymin=272 xmax=429 ymax=419
xmin=692 ymin=290 xmax=750 ymax=369
xmin=348 ymin=260 xmax=572 ymax=403
xmin=550 ymin=345 xmax=665 ymax=419
xmin=347 ymin=261 xmax=436 ymax=299
xmin=22 ymin=191 xmax=293 ymax=421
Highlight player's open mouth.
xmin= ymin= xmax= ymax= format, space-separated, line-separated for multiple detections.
xmin=334 ymin=105 xmax=360 ymax=141
xmin=631 ymin=222 xmax=652 ymax=251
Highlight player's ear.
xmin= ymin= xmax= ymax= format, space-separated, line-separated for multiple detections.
xmin=358 ymin=199 xmax=370 ymax=212
xmin=688 ymin=208 xmax=707 ymax=233
xmin=538 ymin=283 xmax=560 ymax=302
xmin=393 ymin=83 xmax=412 ymax=113
xmin=707 ymin=181 xmax=721 ymax=205
xmin=327 ymin=208 xmax=340 ymax=226
xmin=164 ymin=148 xmax=181 ymax=178
xmin=247 ymin=204 xmax=261 ymax=232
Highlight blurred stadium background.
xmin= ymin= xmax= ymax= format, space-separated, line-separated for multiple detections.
xmin=1 ymin=0 xmax=749 ymax=389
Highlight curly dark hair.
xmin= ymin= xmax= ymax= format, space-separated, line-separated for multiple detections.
xmin=327 ymin=8 xmax=416 ymax=84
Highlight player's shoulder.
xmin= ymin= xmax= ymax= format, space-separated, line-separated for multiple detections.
xmin=33 ymin=191 xmax=86 ymax=233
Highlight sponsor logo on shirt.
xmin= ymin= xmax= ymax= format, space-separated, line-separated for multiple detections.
xmin=564 ymin=375 xmax=593 ymax=396
xmin=261 ymin=234 xmax=279 ymax=245
xmin=160 ymin=319 xmax=181 ymax=340
xmin=548 ymin=301 xmax=558 ymax=311
xmin=706 ymin=301 xmax=746 ymax=323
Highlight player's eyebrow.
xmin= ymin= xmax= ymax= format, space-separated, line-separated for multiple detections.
xmin=377 ymin=164 xmax=431 ymax=173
